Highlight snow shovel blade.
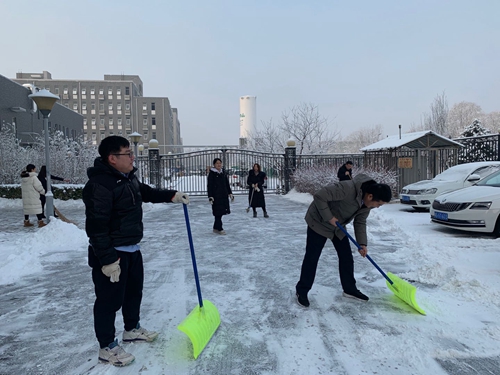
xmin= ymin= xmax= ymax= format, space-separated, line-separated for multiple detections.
xmin=385 ymin=272 xmax=426 ymax=315
xmin=178 ymin=299 xmax=220 ymax=359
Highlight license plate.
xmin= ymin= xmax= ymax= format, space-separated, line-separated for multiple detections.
xmin=401 ymin=195 xmax=410 ymax=202
xmin=435 ymin=211 xmax=448 ymax=221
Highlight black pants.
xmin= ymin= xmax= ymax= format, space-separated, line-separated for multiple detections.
xmin=25 ymin=214 xmax=43 ymax=221
xmin=296 ymin=226 xmax=356 ymax=296
xmin=252 ymin=206 xmax=266 ymax=213
xmin=91 ymin=250 xmax=144 ymax=348
xmin=213 ymin=215 xmax=223 ymax=231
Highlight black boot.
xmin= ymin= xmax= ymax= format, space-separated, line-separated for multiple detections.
xmin=253 ymin=210 xmax=257 ymax=218
xmin=263 ymin=210 xmax=269 ymax=218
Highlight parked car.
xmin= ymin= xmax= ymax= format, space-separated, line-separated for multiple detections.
xmin=399 ymin=161 xmax=500 ymax=210
xmin=430 ymin=169 xmax=500 ymax=236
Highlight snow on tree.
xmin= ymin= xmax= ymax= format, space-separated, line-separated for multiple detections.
xmin=457 ymin=119 xmax=495 ymax=163
xmin=447 ymin=102 xmax=483 ymax=138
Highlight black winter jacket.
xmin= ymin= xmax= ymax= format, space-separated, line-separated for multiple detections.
xmin=207 ymin=169 xmax=232 ymax=216
xmin=83 ymin=158 xmax=177 ymax=267
xmin=337 ymin=164 xmax=352 ymax=181
xmin=247 ymin=170 xmax=266 ymax=208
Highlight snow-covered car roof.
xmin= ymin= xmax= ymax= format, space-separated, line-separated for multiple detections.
xmin=433 ymin=161 xmax=500 ymax=181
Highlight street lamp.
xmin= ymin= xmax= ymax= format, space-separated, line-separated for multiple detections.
xmin=29 ymin=89 xmax=60 ymax=223
xmin=130 ymin=132 xmax=142 ymax=162
xmin=138 ymin=144 xmax=144 ymax=156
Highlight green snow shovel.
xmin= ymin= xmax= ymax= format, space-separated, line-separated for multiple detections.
xmin=336 ymin=222 xmax=425 ymax=315
xmin=178 ymin=204 xmax=221 ymax=359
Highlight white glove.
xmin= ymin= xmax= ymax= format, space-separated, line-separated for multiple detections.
xmin=209 ymin=197 xmax=214 ymax=205
xmin=254 ymin=186 xmax=260 ymax=192
xmin=172 ymin=191 xmax=190 ymax=204
xmin=229 ymin=194 xmax=234 ymax=202
xmin=102 ymin=259 xmax=121 ymax=283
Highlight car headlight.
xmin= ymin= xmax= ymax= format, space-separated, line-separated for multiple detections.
xmin=401 ymin=189 xmax=408 ymax=194
xmin=470 ymin=202 xmax=492 ymax=210
xmin=417 ymin=188 xmax=437 ymax=195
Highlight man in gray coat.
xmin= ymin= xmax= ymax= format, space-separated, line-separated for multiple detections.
xmin=295 ymin=174 xmax=392 ymax=307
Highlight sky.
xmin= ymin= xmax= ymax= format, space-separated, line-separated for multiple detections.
xmin=1 ymin=190 xmax=499 ymax=374
xmin=1 ymin=0 xmax=500 ymax=146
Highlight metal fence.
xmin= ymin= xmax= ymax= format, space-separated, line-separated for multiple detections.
xmin=454 ymin=134 xmax=500 ymax=163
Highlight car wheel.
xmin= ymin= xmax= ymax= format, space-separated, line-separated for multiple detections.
xmin=493 ymin=216 xmax=500 ymax=238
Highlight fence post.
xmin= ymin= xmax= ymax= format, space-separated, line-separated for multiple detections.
xmin=148 ymin=139 xmax=160 ymax=188
xmin=284 ymin=140 xmax=297 ymax=193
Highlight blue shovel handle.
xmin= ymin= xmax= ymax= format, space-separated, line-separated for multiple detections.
xmin=183 ymin=203 xmax=204 ymax=308
xmin=335 ymin=222 xmax=394 ymax=286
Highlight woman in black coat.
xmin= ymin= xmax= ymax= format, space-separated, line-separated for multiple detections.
xmin=207 ymin=158 xmax=234 ymax=235
xmin=247 ymin=163 xmax=268 ymax=218
xmin=38 ymin=165 xmax=68 ymax=218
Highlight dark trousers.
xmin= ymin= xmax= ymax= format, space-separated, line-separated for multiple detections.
xmin=213 ymin=215 xmax=223 ymax=231
xmin=252 ymin=205 xmax=266 ymax=213
xmin=25 ymin=214 xmax=43 ymax=221
xmin=296 ymin=226 xmax=356 ymax=296
xmin=91 ymin=250 xmax=144 ymax=348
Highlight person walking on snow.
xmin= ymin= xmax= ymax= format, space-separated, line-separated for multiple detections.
xmin=83 ymin=136 xmax=190 ymax=367
xmin=20 ymin=164 xmax=46 ymax=228
xmin=295 ymin=174 xmax=391 ymax=308
xmin=247 ymin=163 xmax=268 ymax=218
xmin=337 ymin=161 xmax=353 ymax=181
xmin=207 ymin=158 xmax=234 ymax=235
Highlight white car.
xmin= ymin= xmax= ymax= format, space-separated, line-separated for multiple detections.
xmin=399 ymin=161 xmax=500 ymax=210
xmin=430 ymin=169 xmax=500 ymax=236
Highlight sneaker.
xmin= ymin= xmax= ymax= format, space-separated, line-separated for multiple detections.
xmin=98 ymin=340 xmax=135 ymax=366
xmin=213 ymin=229 xmax=226 ymax=235
xmin=263 ymin=212 xmax=269 ymax=218
xmin=253 ymin=212 xmax=257 ymax=218
xmin=296 ymin=292 xmax=310 ymax=308
xmin=123 ymin=325 xmax=159 ymax=342
xmin=24 ymin=220 xmax=34 ymax=227
xmin=343 ymin=290 xmax=369 ymax=302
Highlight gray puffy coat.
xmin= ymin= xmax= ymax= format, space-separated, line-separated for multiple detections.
xmin=305 ymin=174 xmax=375 ymax=245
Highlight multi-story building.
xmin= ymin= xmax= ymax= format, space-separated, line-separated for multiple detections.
xmin=14 ymin=71 xmax=182 ymax=154
xmin=0 ymin=74 xmax=83 ymax=147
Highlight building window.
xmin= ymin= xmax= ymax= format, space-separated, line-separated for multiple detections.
xmin=100 ymin=119 xmax=105 ymax=126
xmin=143 ymin=131 xmax=148 ymax=140
xmin=82 ymin=103 xmax=87 ymax=110
xmin=83 ymin=118 xmax=87 ymax=125
xmin=143 ymin=118 xmax=148 ymax=126
xmin=55 ymin=88 xmax=59 ymax=95
xmin=64 ymin=102 xmax=69 ymax=108
xmin=63 ymin=86 xmax=68 ymax=94
xmin=99 ymin=88 xmax=104 ymax=95
xmin=90 ymin=87 xmax=95 ymax=95
xmin=125 ymin=103 xmax=130 ymax=110
xmin=117 ymin=118 xmax=122 ymax=125
xmin=117 ymin=103 xmax=122 ymax=110
xmin=152 ymin=131 xmax=156 ymax=139
xmin=125 ymin=87 xmax=130 ymax=95
xmin=152 ymin=117 xmax=156 ymax=125
xmin=151 ymin=103 xmax=155 ymax=111
xmin=108 ymin=103 xmax=113 ymax=110
xmin=117 ymin=88 xmax=121 ymax=95
xmin=82 ymin=88 xmax=86 ymax=95
xmin=108 ymin=87 xmax=113 ymax=95
xmin=126 ymin=117 xmax=131 ymax=126
xmin=100 ymin=132 xmax=105 ymax=140
xmin=92 ymin=118 xmax=96 ymax=125
xmin=99 ymin=103 xmax=104 ymax=111
xmin=72 ymin=87 xmax=77 ymax=95
xmin=91 ymin=103 xmax=95 ymax=110
xmin=143 ymin=103 xmax=147 ymax=111
xmin=73 ymin=103 xmax=78 ymax=111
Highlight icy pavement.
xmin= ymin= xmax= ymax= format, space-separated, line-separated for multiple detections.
xmin=0 ymin=194 xmax=499 ymax=375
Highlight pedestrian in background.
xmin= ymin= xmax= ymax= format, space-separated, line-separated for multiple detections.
xmin=247 ymin=163 xmax=269 ymax=218
xmin=337 ymin=161 xmax=353 ymax=181
xmin=83 ymin=136 xmax=189 ymax=366
xmin=37 ymin=165 xmax=69 ymax=218
xmin=207 ymin=158 xmax=234 ymax=235
xmin=20 ymin=164 xmax=46 ymax=228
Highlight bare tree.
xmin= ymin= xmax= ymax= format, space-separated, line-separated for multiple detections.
xmin=446 ymin=101 xmax=483 ymax=138
xmin=336 ymin=124 xmax=384 ymax=153
xmin=421 ymin=91 xmax=449 ymax=135
xmin=247 ymin=119 xmax=287 ymax=153
xmin=280 ymin=103 xmax=339 ymax=155
xmin=483 ymin=111 xmax=500 ymax=132
xmin=247 ymin=103 xmax=339 ymax=155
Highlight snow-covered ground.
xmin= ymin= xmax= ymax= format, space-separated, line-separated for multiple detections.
xmin=0 ymin=192 xmax=499 ymax=374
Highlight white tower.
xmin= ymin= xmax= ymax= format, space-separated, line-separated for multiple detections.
xmin=239 ymin=95 xmax=256 ymax=148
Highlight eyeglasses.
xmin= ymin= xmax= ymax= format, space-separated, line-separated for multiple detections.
xmin=112 ymin=151 xmax=134 ymax=158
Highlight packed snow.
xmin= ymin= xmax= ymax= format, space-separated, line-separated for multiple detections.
xmin=0 ymin=191 xmax=499 ymax=374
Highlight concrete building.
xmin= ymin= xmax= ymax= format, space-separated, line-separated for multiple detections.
xmin=0 ymin=74 xmax=83 ymax=147
xmin=14 ymin=71 xmax=182 ymax=154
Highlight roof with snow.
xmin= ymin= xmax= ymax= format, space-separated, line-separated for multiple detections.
xmin=360 ymin=130 xmax=464 ymax=152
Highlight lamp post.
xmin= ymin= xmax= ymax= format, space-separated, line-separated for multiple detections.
xmin=28 ymin=89 xmax=60 ymax=222
xmin=129 ymin=132 xmax=142 ymax=161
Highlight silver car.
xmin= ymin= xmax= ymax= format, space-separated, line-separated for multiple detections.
xmin=400 ymin=161 xmax=500 ymax=210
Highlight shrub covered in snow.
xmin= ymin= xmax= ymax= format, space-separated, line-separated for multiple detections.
xmin=291 ymin=164 xmax=398 ymax=198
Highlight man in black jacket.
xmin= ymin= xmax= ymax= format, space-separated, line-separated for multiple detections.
xmin=337 ymin=161 xmax=353 ymax=181
xmin=83 ymin=136 xmax=189 ymax=366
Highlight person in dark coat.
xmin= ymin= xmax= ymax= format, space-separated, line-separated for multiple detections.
xmin=83 ymin=136 xmax=190 ymax=366
xmin=37 ymin=165 xmax=69 ymax=218
xmin=337 ymin=161 xmax=353 ymax=181
xmin=247 ymin=163 xmax=268 ymax=218
xmin=207 ymin=158 xmax=234 ymax=235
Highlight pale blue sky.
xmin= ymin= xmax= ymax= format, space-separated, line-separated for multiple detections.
xmin=1 ymin=0 xmax=499 ymax=145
